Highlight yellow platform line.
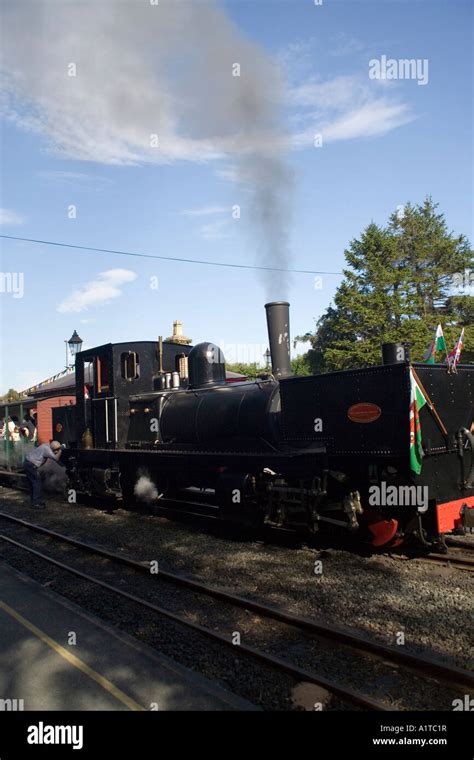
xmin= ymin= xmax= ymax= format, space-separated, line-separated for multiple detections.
xmin=0 ymin=599 xmax=145 ymax=711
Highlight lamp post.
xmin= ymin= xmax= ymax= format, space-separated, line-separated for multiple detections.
xmin=264 ymin=348 xmax=271 ymax=369
xmin=65 ymin=330 xmax=83 ymax=369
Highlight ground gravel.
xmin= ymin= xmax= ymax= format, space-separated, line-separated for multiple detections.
xmin=0 ymin=486 xmax=472 ymax=711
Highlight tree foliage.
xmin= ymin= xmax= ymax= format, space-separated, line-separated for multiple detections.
xmin=296 ymin=198 xmax=473 ymax=372
xmin=0 ymin=388 xmax=21 ymax=403
xmin=226 ymin=357 xmax=311 ymax=378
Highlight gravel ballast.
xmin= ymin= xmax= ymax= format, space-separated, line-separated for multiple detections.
xmin=0 ymin=486 xmax=472 ymax=710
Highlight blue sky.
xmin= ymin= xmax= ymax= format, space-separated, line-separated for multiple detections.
xmin=0 ymin=0 xmax=472 ymax=393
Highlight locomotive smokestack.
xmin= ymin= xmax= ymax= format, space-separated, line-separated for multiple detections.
xmin=264 ymin=301 xmax=293 ymax=379
xmin=381 ymin=342 xmax=411 ymax=365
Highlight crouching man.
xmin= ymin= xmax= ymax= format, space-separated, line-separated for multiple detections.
xmin=23 ymin=441 xmax=63 ymax=509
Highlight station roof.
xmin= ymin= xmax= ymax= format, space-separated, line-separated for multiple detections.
xmin=3 ymin=363 xmax=247 ymax=406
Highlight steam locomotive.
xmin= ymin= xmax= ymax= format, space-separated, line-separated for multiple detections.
xmin=53 ymin=302 xmax=474 ymax=549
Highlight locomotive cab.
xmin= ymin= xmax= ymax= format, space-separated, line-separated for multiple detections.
xmin=73 ymin=340 xmax=194 ymax=450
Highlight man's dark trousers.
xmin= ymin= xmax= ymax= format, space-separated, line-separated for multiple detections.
xmin=23 ymin=460 xmax=42 ymax=506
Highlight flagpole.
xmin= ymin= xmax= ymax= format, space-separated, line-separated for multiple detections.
xmin=454 ymin=328 xmax=464 ymax=373
xmin=410 ymin=365 xmax=448 ymax=437
xmin=447 ymin=328 xmax=464 ymax=374
xmin=443 ymin=330 xmax=450 ymax=371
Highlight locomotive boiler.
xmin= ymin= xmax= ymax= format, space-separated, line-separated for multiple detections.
xmin=53 ymin=302 xmax=474 ymax=549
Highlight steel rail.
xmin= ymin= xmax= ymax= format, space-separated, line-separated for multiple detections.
xmin=0 ymin=531 xmax=390 ymax=712
xmin=0 ymin=472 xmax=220 ymax=520
xmin=420 ymin=552 xmax=474 ymax=571
xmin=0 ymin=511 xmax=472 ymax=690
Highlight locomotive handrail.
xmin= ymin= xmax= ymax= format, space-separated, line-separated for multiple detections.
xmin=459 ymin=428 xmax=474 ymax=489
xmin=91 ymin=396 xmax=118 ymax=445
xmin=105 ymin=397 xmax=109 ymax=443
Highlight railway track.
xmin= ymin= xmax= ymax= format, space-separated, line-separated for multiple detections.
xmin=2 ymin=466 xmax=474 ymax=572
xmin=0 ymin=468 xmax=222 ymax=523
xmin=0 ymin=510 xmax=472 ymax=712
xmin=420 ymin=546 xmax=474 ymax=572
xmin=444 ymin=540 xmax=474 ymax=556
xmin=2 ymin=467 xmax=474 ymax=557
xmin=0 ymin=469 xmax=26 ymax=489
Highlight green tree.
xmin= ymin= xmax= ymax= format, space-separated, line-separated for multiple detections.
xmin=226 ymin=358 xmax=311 ymax=378
xmin=0 ymin=388 xmax=21 ymax=402
xmin=291 ymin=355 xmax=312 ymax=376
xmin=444 ymin=295 xmax=474 ymax=363
xmin=225 ymin=362 xmax=260 ymax=379
xmin=296 ymin=199 xmax=473 ymax=372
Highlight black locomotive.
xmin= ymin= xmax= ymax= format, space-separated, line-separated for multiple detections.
xmin=53 ymin=302 xmax=474 ymax=549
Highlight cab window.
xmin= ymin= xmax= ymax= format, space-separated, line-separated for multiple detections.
xmin=96 ymin=356 xmax=110 ymax=392
xmin=121 ymin=351 xmax=140 ymax=381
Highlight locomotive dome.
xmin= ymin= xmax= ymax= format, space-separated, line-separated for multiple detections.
xmin=188 ymin=342 xmax=226 ymax=388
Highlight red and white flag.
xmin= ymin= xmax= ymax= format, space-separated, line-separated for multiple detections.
xmin=446 ymin=328 xmax=464 ymax=369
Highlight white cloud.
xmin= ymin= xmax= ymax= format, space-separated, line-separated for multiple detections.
xmin=215 ymin=165 xmax=240 ymax=183
xmin=38 ymin=170 xmax=112 ymax=189
xmin=277 ymin=38 xmax=315 ymax=77
xmin=0 ymin=6 xmax=414 ymax=171
xmin=289 ymin=75 xmax=364 ymax=109
xmin=214 ymin=164 xmax=257 ymax=189
xmin=0 ymin=2 xmax=299 ymax=297
xmin=179 ymin=205 xmax=233 ymax=238
xmin=329 ymin=33 xmax=366 ymax=58
xmin=198 ymin=221 xmax=230 ymax=241
xmin=57 ymin=269 xmax=137 ymax=313
xmin=0 ymin=1 xmax=285 ymax=165
xmin=0 ymin=208 xmax=24 ymax=225
xmin=324 ymin=100 xmax=413 ymax=141
xmin=289 ymin=74 xmax=415 ymax=147
xmin=180 ymin=205 xmax=230 ymax=217
xmin=0 ymin=7 xmax=415 ymax=300
xmin=280 ymin=32 xmax=414 ymax=145
xmin=279 ymin=39 xmax=314 ymax=64
xmin=39 ymin=171 xmax=93 ymax=182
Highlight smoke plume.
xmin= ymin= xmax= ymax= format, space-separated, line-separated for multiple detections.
xmin=134 ymin=473 xmax=161 ymax=503
xmin=41 ymin=459 xmax=68 ymax=493
xmin=0 ymin=0 xmax=293 ymax=297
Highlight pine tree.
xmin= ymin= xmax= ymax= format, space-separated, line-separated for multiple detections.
xmin=296 ymin=199 xmax=473 ymax=371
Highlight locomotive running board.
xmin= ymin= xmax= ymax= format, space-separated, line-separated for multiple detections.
xmin=146 ymin=448 xmax=328 ymax=457
xmin=85 ymin=446 xmax=327 ymax=458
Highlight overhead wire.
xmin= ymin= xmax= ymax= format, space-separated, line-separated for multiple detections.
xmin=0 ymin=234 xmax=344 ymax=276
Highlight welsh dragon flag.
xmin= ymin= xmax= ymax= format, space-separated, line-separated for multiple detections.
xmin=409 ymin=368 xmax=428 ymax=475
xmin=423 ymin=324 xmax=446 ymax=364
